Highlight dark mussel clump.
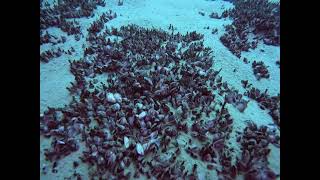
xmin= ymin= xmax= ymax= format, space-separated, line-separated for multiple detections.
xmin=41 ymin=16 xmax=280 ymax=178
xmin=40 ymin=0 xmax=107 ymax=63
xmin=40 ymin=23 xmax=246 ymax=179
xmin=245 ymin=86 xmax=280 ymax=127
xmin=236 ymin=121 xmax=279 ymax=180
xmin=252 ymin=60 xmax=270 ymax=80
xmin=219 ymin=0 xmax=280 ymax=57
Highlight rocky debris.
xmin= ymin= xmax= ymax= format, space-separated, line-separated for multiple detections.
xmin=252 ymin=60 xmax=270 ymax=80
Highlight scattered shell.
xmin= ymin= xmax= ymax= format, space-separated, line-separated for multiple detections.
xmin=138 ymin=111 xmax=147 ymax=119
xmin=57 ymin=126 xmax=65 ymax=132
xmin=236 ymin=101 xmax=248 ymax=112
xmin=198 ymin=70 xmax=206 ymax=76
xmin=136 ymin=103 xmax=144 ymax=110
xmin=136 ymin=143 xmax=144 ymax=155
xmin=57 ymin=140 xmax=65 ymax=145
xmin=124 ymin=136 xmax=130 ymax=149
xmin=111 ymin=103 xmax=121 ymax=111
xmin=106 ymin=93 xmax=116 ymax=103
xmin=55 ymin=111 xmax=64 ymax=121
xmin=114 ymin=93 xmax=122 ymax=103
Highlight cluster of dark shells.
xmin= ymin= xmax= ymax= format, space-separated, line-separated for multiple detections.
xmin=244 ymin=87 xmax=280 ymax=127
xmin=40 ymin=0 xmax=110 ymax=63
xmin=40 ymin=22 xmax=279 ymax=179
xmin=220 ymin=24 xmax=254 ymax=58
xmin=235 ymin=121 xmax=280 ymax=180
xmin=58 ymin=0 xmax=105 ymax=19
xmin=40 ymin=8 xmax=80 ymax=35
xmin=190 ymin=100 xmax=239 ymax=180
xmin=209 ymin=12 xmax=222 ymax=19
xmin=40 ymin=31 xmax=67 ymax=45
xmin=225 ymin=90 xmax=249 ymax=112
xmin=44 ymin=137 xmax=79 ymax=162
xmin=40 ymin=0 xmax=106 ymax=33
xmin=219 ymin=0 xmax=280 ymax=57
xmin=41 ymin=47 xmax=76 ymax=63
xmin=40 ymin=48 xmax=64 ymax=63
xmin=276 ymin=60 xmax=280 ymax=68
xmin=40 ymin=1 xmax=280 ymax=178
xmin=252 ymin=61 xmax=270 ymax=80
xmin=87 ymin=10 xmax=117 ymax=34
xmin=59 ymin=19 xmax=81 ymax=35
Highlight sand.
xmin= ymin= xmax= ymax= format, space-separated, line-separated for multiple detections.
xmin=40 ymin=0 xmax=280 ymax=179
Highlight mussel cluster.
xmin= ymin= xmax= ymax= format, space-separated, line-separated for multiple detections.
xmin=245 ymin=87 xmax=280 ymax=127
xmin=209 ymin=12 xmax=222 ymax=19
xmin=252 ymin=61 xmax=270 ymax=80
xmin=40 ymin=31 xmax=67 ymax=45
xmin=40 ymin=0 xmax=109 ymax=64
xmin=40 ymin=22 xmax=279 ymax=179
xmin=40 ymin=0 xmax=280 ymax=177
xmin=40 ymin=48 xmax=65 ymax=63
xmin=40 ymin=0 xmax=106 ymax=38
xmin=220 ymin=0 xmax=280 ymax=57
xmin=225 ymin=90 xmax=249 ymax=112
xmin=220 ymin=24 xmax=253 ymax=58
xmin=87 ymin=10 xmax=117 ymax=34
xmin=236 ymin=122 xmax=280 ymax=179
